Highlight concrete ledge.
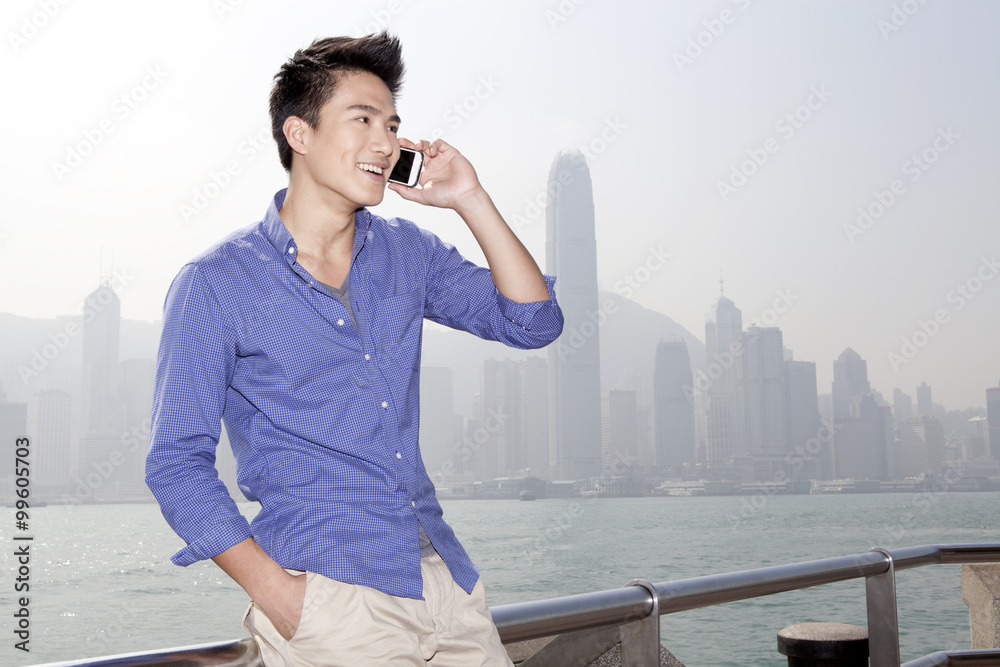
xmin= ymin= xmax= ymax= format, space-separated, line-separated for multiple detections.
xmin=962 ymin=563 xmax=1000 ymax=649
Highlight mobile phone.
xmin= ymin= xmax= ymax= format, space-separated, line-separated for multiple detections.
xmin=388 ymin=147 xmax=424 ymax=187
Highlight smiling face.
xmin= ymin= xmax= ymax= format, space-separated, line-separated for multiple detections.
xmin=289 ymin=70 xmax=401 ymax=214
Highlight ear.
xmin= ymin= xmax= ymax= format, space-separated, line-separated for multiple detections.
xmin=283 ymin=116 xmax=309 ymax=158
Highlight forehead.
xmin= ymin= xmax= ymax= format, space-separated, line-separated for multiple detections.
xmin=324 ymin=70 xmax=397 ymax=116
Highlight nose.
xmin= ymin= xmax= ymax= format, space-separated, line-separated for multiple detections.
xmin=370 ymin=127 xmax=395 ymax=158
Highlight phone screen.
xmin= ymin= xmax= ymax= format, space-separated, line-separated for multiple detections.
xmin=389 ymin=148 xmax=422 ymax=186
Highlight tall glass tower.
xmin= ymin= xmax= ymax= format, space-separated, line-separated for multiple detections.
xmin=546 ymin=150 xmax=602 ymax=480
xmin=704 ymin=291 xmax=744 ymax=461
xmin=81 ymin=281 xmax=124 ymax=434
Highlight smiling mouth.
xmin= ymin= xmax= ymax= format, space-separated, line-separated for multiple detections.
xmin=357 ymin=162 xmax=386 ymax=176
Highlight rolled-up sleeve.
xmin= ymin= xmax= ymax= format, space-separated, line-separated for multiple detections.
xmin=145 ymin=263 xmax=252 ymax=566
xmin=419 ymin=226 xmax=563 ymax=349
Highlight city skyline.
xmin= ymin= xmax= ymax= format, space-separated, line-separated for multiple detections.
xmin=3 ymin=271 xmax=996 ymax=500
xmin=1 ymin=1 xmax=998 ymax=411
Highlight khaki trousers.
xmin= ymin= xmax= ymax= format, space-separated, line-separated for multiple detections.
xmin=242 ymin=553 xmax=513 ymax=666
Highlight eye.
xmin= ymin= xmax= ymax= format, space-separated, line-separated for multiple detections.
xmin=388 ymin=124 xmax=399 ymax=133
xmin=356 ymin=116 xmax=370 ymax=124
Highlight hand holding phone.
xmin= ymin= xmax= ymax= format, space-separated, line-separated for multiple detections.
xmin=388 ymin=147 xmax=423 ymax=187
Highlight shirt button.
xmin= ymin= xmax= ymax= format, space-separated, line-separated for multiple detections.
xmin=396 ymin=452 xmax=402 ymax=459
xmin=337 ymin=319 xmax=345 ymax=326
xmin=287 ymin=247 xmax=295 ymax=254
xmin=411 ymin=501 xmax=416 ymax=508
xmin=365 ymin=354 xmax=371 ymax=361
xmin=382 ymin=401 xmax=388 ymax=408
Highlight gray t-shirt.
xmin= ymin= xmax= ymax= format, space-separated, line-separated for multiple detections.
xmin=320 ymin=272 xmax=437 ymax=559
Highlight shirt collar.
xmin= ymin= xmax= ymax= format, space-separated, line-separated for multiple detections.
xmin=262 ymin=188 xmax=374 ymax=267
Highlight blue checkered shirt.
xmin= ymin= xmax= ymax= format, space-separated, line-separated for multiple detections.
xmin=146 ymin=189 xmax=563 ymax=599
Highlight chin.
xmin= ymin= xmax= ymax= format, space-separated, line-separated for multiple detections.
xmin=361 ymin=190 xmax=387 ymax=208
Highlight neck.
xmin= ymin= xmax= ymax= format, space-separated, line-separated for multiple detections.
xmin=279 ymin=178 xmax=358 ymax=261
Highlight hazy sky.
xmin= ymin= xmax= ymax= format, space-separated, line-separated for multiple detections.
xmin=2 ymin=0 xmax=998 ymax=409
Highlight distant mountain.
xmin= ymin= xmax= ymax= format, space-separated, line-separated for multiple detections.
xmin=596 ymin=290 xmax=706 ymax=388
xmin=2 ymin=293 xmax=705 ymax=414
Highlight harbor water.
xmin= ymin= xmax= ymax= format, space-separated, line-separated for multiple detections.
xmin=2 ymin=491 xmax=998 ymax=666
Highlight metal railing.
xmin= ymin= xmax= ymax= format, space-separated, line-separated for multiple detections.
xmin=492 ymin=543 xmax=1000 ymax=666
xmin=30 ymin=543 xmax=1000 ymax=667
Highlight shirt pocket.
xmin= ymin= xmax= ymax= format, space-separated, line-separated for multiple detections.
xmin=370 ymin=286 xmax=423 ymax=365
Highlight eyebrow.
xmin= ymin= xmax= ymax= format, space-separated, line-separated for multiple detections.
xmin=347 ymin=104 xmax=401 ymax=124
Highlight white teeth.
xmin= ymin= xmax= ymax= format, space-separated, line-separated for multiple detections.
xmin=358 ymin=163 xmax=383 ymax=174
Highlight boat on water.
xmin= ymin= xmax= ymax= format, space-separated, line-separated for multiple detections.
xmin=518 ymin=489 xmax=537 ymax=501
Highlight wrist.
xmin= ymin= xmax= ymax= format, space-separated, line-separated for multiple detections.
xmin=452 ymin=185 xmax=493 ymax=220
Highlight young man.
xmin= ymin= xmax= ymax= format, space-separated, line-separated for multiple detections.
xmin=145 ymin=33 xmax=562 ymax=666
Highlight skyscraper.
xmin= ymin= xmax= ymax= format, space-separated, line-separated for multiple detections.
xmin=916 ymin=382 xmax=933 ymax=417
xmin=546 ymin=150 xmax=602 ymax=480
xmin=829 ymin=349 xmax=890 ymax=480
xmin=741 ymin=327 xmax=788 ymax=457
xmin=602 ymin=390 xmax=638 ymax=474
xmin=519 ymin=357 xmax=549 ymax=479
xmin=0 ymin=390 xmax=28 ymax=482
xmin=481 ymin=358 xmax=523 ymax=481
xmin=987 ymin=384 xmax=1000 ymax=460
xmin=653 ymin=340 xmax=696 ymax=468
xmin=418 ymin=367 xmax=454 ymax=487
xmin=785 ymin=360 xmax=822 ymax=479
xmin=78 ymin=281 xmax=128 ymax=499
xmin=897 ymin=416 xmax=945 ymax=477
xmin=893 ymin=388 xmax=913 ymax=424
xmin=81 ymin=281 xmax=125 ymax=434
xmin=832 ymin=348 xmax=870 ymax=418
xmin=28 ymin=390 xmax=72 ymax=488
xmin=704 ymin=290 xmax=744 ymax=461
xmin=119 ymin=358 xmax=154 ymax=490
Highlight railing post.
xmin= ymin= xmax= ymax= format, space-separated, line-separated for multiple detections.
xmin=621 ymin=579 xmax=660 ymax=667
xmin=961 ymin=563 xmax=1000 ymax=649
xmin=866 ymin=547 xmax=901 ymax=667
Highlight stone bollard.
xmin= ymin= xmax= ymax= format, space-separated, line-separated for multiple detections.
xmin=777 ymin=622 xmax=869 ymax=667
xmin=961 ymin=563 xmax=1000 ymax=649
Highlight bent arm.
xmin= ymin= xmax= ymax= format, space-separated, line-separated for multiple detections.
xmin=452 ymin=187 xmax=549 ymax=304
xmin=389 ymin=138 xmax=550 ymax=304
xmin=213 ymin=538 xmax=305 ymax=640
xmin=146 ymin=264 xmax=252 ymax=562
xmin=148 ymin=266 xmax=305 ymax=640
